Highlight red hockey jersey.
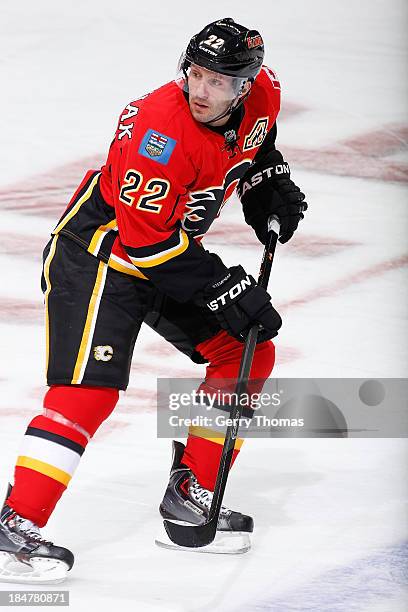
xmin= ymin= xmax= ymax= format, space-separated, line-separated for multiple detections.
xmin=52 ymin=66 xmax=281 ymax=302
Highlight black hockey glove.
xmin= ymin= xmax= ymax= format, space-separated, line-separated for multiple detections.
xmin=201 ymin=265 xmax=282 ymax=343
xmin=237 ymin=150 xmax=307 ymax=244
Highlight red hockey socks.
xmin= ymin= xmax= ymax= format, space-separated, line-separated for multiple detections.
xmin=6 ymin=385 xmax=118 ymax=527
xmin=181 ymin=331 xmax=275 ymax=490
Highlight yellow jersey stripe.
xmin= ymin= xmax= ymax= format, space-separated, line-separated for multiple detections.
xmin=71 ymin=260 xmax=107 ymax=384
xmin=43 ymin=235 xmax=59 ymax=377
xmin=188 ymin=425 xmax=244 ymax=450
xmin=88 ymin=219 xmax=118 ymax=256
xmin=53 ymin=172 xmax=101 ymax=234
xmin=108 ymin=254 xmax=148 ymax=279
xmin=16 ymin=456 xmax=71 ymax=487
xmin=128 ymin=229 xmax=189 ymax=268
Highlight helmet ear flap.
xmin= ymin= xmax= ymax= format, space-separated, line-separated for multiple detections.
xmin=236 ymin=78 xmax=250 ymax=96
xmin=177 ymin=51 xmax=190 ymax=74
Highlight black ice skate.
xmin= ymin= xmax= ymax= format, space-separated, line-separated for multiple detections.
xmin=0 ymin=485 xmax=74 ymax=584
xmin=155 ymin=441 xmax=253 ymax=554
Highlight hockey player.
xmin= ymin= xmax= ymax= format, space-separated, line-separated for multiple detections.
xmin=0 ymin=18 xmax=307 ymax=581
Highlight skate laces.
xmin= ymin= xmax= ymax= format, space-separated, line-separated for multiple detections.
xmin=189 ymin=476 xmax=229 ymax=515
xmin=7 ymin=512 xmax=51 ymax=545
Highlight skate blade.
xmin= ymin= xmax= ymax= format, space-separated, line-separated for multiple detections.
xmin=155 ymin=522 xmax=251 ymax=554
xmin=0 ymin=552 xmax=69 ymax=584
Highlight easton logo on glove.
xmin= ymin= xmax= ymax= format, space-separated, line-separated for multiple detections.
xmin=201 ymin=264 xmax=281 ymax=343
xmin=237 ymin=149 xmax=307 ymax=246
xmin=237 ymin=163 xmax=290 ymax=197
xmin=207 ymin=274 xmax=252 ymax=311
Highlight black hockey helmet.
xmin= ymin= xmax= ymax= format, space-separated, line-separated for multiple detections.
xmin=181 ymin=18 xmax=264 ymax=81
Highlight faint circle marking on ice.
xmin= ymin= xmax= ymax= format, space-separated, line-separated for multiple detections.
xmin=358 ymin=380 xmax=386 ymax=406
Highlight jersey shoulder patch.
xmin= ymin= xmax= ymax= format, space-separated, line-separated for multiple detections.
xmin=138 ymin=129 xmax=177 ymax=165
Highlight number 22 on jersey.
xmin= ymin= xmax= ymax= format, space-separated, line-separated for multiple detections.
xmin=119 ymin=170 xmax=170 ymax=214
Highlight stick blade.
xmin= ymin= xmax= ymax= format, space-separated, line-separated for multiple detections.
xmin=163 ymin=518 xmax=218 ymax=548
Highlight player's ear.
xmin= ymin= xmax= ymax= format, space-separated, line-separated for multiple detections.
xmin=240 ymin=80 xmax=252 ymax=98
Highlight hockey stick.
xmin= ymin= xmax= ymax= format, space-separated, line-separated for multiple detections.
xmin=164 ymin=215 xmax=281 ymax=548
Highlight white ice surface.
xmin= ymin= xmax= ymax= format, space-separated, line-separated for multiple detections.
xmin=0 ymin=1 xmax=407 ymax=611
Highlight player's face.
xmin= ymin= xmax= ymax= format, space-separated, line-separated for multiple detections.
xmin=188 ymin=64 xmax=237 ymax=125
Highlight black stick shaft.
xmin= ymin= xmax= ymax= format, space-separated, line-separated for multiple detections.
xmin=208 ymin=216 xmax=280 ymax=522
xmin=163 ymin=217 xmax=280 ymax=547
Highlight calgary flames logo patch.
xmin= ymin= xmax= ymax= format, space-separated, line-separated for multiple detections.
xmin=93 ymin=345 xmax=113 ymax=362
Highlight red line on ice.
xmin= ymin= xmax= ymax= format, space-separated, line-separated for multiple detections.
xmin=342 ymin=123 xmax=408 ymax=157
xmin=0 ymin=234 xmax=45 ymax=258
xmin=0 ymin=297 xmax=43 ymax=324
xmin=279 ymin=101 xmax=308 ymax=120
xmin=207 ymin=226 xmax=361 ymax=257
xmin=281 ymin=145 xmax=408 ymax=183
xmin=0 ymin=155 xmax=104 ymax=216
xmin=279 ymin=253 xmax=408 ymax=311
